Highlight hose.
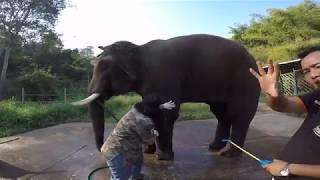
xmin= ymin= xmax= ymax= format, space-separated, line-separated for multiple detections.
xmin=87 ymin=166 xmax=109 ymax=180
xmin=87 ymin=106 xmax=117 ymax=180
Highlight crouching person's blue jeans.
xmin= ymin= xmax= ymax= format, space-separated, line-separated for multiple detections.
xmin=107 ymin=153 xmax=143 ymax=180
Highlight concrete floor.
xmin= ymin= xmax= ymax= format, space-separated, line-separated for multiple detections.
xmin=0 ymin=109 xmax=304 ymax=180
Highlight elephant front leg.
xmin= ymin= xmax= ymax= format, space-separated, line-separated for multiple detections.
xmin=156 ymin=106 xmax=179 ymax=160
xmin=144 ymin=143 xmax=156 ymax=154
xmin=156 ymin=124 xmax=174 ymax=160
xmin=144 ymin=115 xmax=161 ymax=154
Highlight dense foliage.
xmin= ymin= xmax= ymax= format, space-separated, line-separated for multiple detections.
xmin=0 ymin=0 xmax=92 ymax=99
xmin=230 ymin=0 xmax=320 ymax=62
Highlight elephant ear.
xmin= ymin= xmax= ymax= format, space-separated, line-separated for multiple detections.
xmin=91 ymin=54 xmax=113 ymax=66
xmin=90 ymin=58 xmax=98 ymax=66
xmin=111 ymin=64 xmax=133 ymax=93
xmin=117 ymin=57 xmax=137 ymax=80
xmin=114 ymin=45 xmax=139 ymax=81
xmin=96 ymin=42 xmax=138 ymax=80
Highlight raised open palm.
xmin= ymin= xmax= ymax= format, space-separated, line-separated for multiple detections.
xmin=250 ymin=60 xmax=280 ymax=97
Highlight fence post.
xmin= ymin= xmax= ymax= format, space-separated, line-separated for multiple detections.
xmin=22 ymin=87 xmax=25 ymax=102
xmin=64 ymin=88 xmax=67 ymax=104
xmin=88 ymin=71 xmax=90 ymax=86
xmin=293 ymin=69 xmax=298 ymax=95
xmin=279 ymin=75 xmax=283 ymax=94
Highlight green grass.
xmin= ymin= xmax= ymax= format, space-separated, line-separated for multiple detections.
xmin=179 ymin=103 xmax=214 ymax=120
xmin=0 ymin=95 xmax=221 ymax=138
xmin=0 ymin=100 xmax=88 ymax=137
xmin=104 ymin=95 xmax=214 ymax=121
xmin=104 ymin=95 xmax=142 ymax=121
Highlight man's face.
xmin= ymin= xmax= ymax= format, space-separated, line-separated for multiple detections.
xmin=301 ymin=51 xmax=320 ymax=89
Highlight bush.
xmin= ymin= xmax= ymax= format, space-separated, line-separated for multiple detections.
xmin=250 ymin=38 xmax=320 ymax=62
xmin=17 ymin=67 xmax=59 ymax=100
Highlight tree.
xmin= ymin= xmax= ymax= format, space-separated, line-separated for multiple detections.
xmin=0 ymin=0 xmax=66 ymax=99
xmin=79 ymin=46 xmax=94 ymax=58
xmin=229 ymin=0 xmax=320 ymax=62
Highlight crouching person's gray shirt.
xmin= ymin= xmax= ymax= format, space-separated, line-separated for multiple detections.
xmin=100 ymin=107 xmax=156 ymax=164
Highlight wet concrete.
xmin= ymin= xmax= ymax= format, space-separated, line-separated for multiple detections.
xmin=0 ymin=109 xmax=303 ymax=180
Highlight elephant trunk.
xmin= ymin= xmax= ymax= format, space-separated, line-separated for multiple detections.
xmin=88 ymin=96 xmax=105 ymax=151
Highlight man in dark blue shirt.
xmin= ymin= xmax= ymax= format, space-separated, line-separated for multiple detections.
xmin=250 ymin=47 xmax=320 ymax=179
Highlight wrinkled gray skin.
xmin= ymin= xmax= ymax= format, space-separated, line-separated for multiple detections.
xmin=87 ymin=34 xmax=260 ymax=160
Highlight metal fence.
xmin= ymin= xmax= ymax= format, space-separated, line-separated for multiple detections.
xmin=1 ymin=69 xmax=313 ymax=102
xmin=19 ymin=72 xmax=312 ymax=102
xmin=21 ymin=87 xmax=66 ymax=103
xmin=0 ymin=80 xmax=88 ymax=102
xmin=279 ymin=70 xmax=313 ymax=96
xmin=20 ymin=87 xmax=88 ymax=103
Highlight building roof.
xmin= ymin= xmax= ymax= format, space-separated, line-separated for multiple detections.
xmin=263 ymin=59 xmax=301 ymax=73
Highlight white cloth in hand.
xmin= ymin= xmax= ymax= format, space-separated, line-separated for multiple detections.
xmin=151 ymin=129 xmax=159 ymax=136
xmin=160 ymin=100 xmax=175 ymax=110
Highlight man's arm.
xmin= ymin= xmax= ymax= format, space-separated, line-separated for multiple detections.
xmin=249 ymin=60 xmax=307 ymax=114
xmin=265 ymin=160 xmax=320 ymax=178
xmin=266 ymin=95 xmax=307 ymax=114
xmin=289 ymin=164 xmax=320 ymax=178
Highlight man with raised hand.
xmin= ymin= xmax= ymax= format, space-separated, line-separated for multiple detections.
xmin=249 ymin=47 xmax=320 ymax=179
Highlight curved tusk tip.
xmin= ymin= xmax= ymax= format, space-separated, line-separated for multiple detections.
xmin=71 ymin=101 xmax=86 ymax=106
xmin=70 ymin=93 xmax=100 ymax=106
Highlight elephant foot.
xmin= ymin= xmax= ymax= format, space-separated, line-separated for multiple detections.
xmin=209 ymin=143 xmax=231 ymax=155
xmin=208 ymin=141 xmax=226 ymax=152
xmin=144 ymin=144 xmax=156 ymax=154
xmin=222 ymin=147 xmax=242 ymax=157
xmin=156 ymin=151 xmax=174 ymax=160
xmin=210 ymin=143 xmax=242 ymax=157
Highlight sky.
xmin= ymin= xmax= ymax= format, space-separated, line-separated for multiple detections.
xmin=55 ymin=0 xmax=306 ymax=55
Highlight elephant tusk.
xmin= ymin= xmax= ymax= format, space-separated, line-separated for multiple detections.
xmin=71 ymin=93 xmax=100 ymax=106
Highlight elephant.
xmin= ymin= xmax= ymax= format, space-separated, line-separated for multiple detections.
xmin=73 ymin=34 xmax=261 ymax=161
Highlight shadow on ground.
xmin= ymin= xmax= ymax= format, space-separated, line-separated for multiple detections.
xmin=0 ymin=159 xmax=64 ymax=180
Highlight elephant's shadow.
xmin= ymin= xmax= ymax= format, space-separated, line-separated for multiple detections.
xmin=0 ymin=159 xmax=63 ymax=180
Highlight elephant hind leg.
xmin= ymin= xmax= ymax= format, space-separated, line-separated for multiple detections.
xmin=227 ymin=102 xmax=257 ymax=157
xmin=223 ymin=92 xmax=259 ymax=157
xmin=208 ymin=102 xmax=232 ymax=152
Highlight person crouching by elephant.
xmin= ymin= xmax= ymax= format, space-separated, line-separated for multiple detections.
xmin=100 ymin=94 xmax=175 ymax=180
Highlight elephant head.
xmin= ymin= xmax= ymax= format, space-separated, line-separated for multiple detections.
xmin=72 ymin=41 xmax=141 ymax=150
